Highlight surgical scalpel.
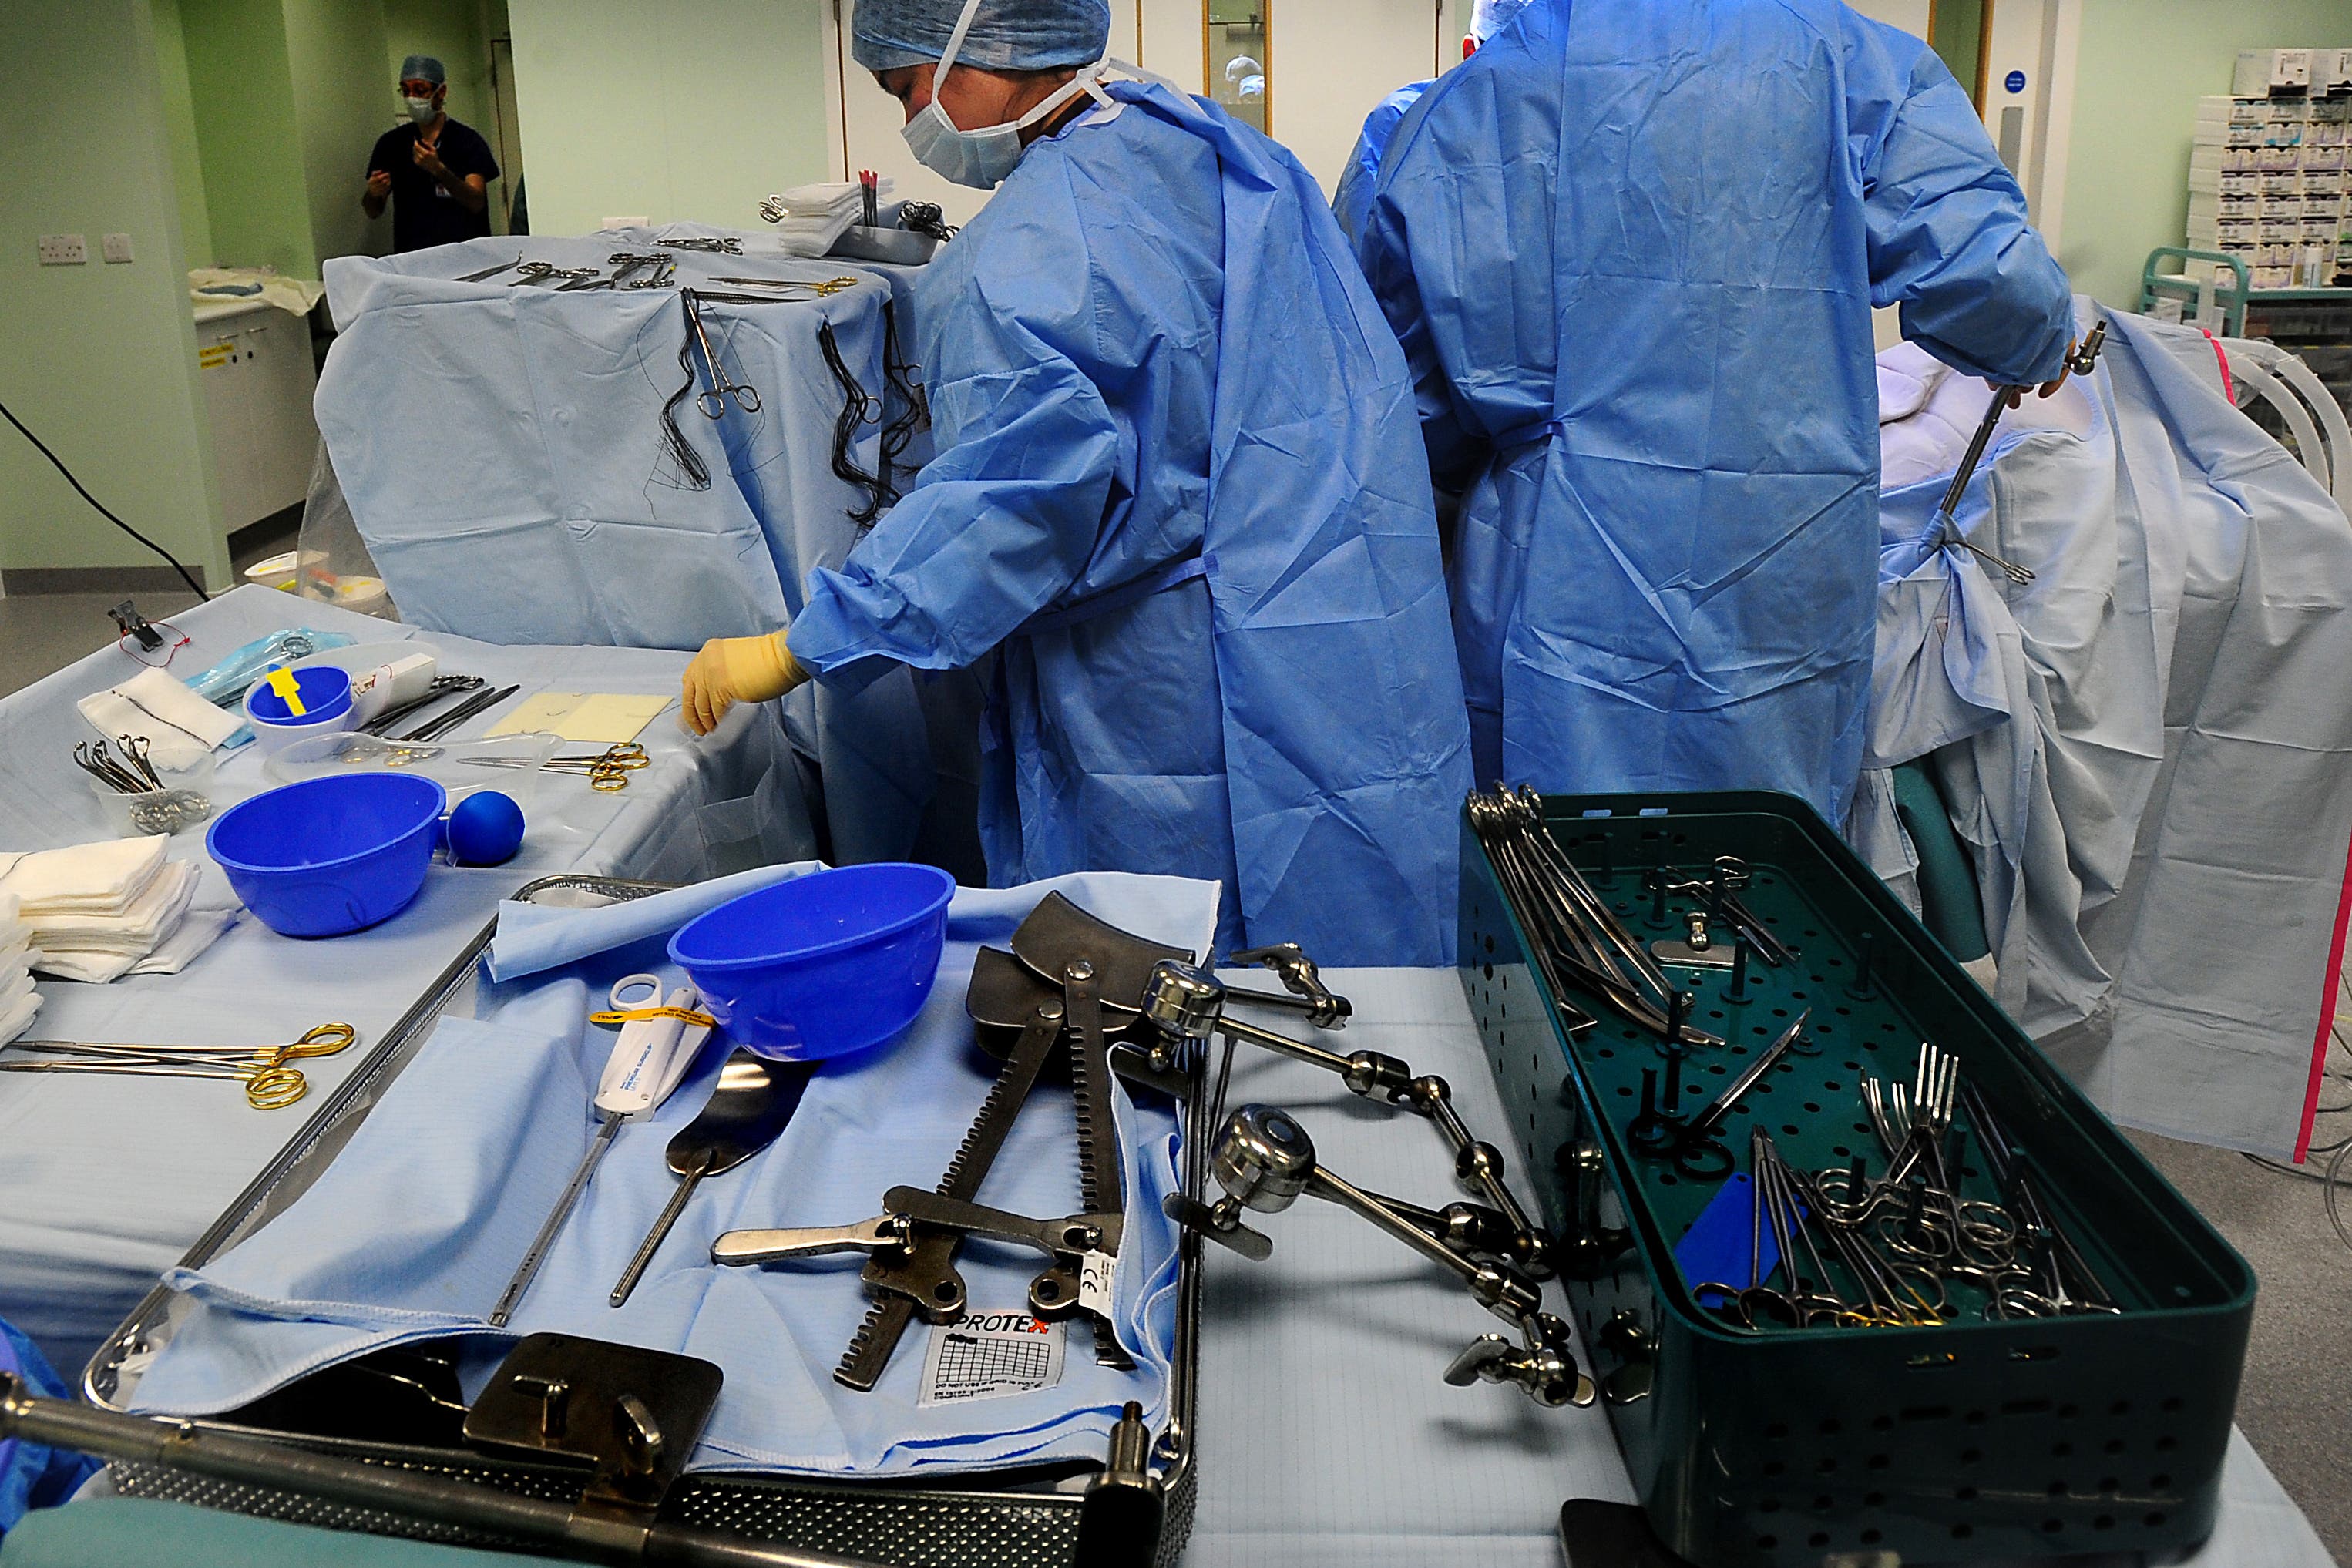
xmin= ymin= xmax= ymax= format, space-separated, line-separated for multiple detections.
xmin=488 ymin=975 xmax=710 ymax=1328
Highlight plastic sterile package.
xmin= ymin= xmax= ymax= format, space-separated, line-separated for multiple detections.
xmin=262 ymin=730 xmax=560 ymax=811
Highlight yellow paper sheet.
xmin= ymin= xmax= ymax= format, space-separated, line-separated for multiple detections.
xmin=485 ymin=692 xmax=673 ymax=745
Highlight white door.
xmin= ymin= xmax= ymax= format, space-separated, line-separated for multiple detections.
xmin=1269 ymin=0 xmax=1447 ymax=196
xmin=826 ymin=0 xmax=1142 ymax=230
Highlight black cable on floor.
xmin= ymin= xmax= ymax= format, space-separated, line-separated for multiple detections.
xmin=0 ymin=395 xmax=209 ymax=601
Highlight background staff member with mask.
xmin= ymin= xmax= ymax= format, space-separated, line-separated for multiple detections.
xmin=361 ymin=55 xmax=498 ymax=253
xmin=680 ymin=0 xmax=1473 ymax=966
xmin=1356 ymin=0 xmax=2074 ymax=826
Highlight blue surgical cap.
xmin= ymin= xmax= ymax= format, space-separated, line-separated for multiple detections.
xmin=1469 ymin=0 xmax=1536 ymax=42
xmin=851 ymin=0 xmax=1110 ymax=74
xmin=398 ymin=55 xmax=446 ymax=86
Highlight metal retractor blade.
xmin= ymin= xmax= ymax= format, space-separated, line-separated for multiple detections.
xmin=1009 ymin=891 xmax=1193 ymax=1012
xmin=835 ymin=955 xmax=1064 ymax=1392
xmin=1060 ymin=958 xmax=1134 ymax=1369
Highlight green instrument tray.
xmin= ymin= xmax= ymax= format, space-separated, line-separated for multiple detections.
xmin=1460 ymin=791 xmax=2255 ymax=1568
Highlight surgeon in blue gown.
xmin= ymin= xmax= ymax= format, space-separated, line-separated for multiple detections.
xmin=1332 ymin=0 xmax=1537 ymax=246
xmin=1355 ymin=0 xmax=2075 ymax=825
xmin=682 ymin=0 xmax=1472 ymax=965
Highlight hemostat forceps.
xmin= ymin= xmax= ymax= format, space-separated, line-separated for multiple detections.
xmin=680 ymin=290 xmax=762 ymax=418
xmin=0 ymin=1022 xmax=358 ymax=1109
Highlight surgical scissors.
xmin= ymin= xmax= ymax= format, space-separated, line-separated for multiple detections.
xmin=681 ymin=291 xmax=762 ymax=418
xmin=459 ymin=742 xmax=650 ymax=792
xmin=0 ymin=1023 xmax=358 ymax=1109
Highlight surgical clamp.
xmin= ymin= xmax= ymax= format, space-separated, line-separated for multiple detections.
xmin=681 ymin=290 xmax=762 ymax=418
xmin=0 ymin=1022 xmax=358 ymax=1109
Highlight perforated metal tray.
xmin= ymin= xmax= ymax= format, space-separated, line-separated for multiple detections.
xmin=83 ymin=875 xmax=1204 ymax=1568
xmin=1459 ymin=794 xmax=2254 ymax=1568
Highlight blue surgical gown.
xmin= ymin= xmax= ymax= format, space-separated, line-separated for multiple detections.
xmin=1332 ymin=81 xmax=1432 ymax=247
xmin=789 ymin=82 xmax=1473 ymax=965
xmin=1356 ymin=0 xmax=2073 ymax=824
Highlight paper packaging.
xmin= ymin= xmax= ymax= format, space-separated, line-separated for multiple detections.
xmin=76 ymin=668 xmax=242 ymax=771
xmin=348 ymin=653 xmax=435 ymax=726
xmin=2233 ymin=49 xmax=2312 ymax=99
xmin=485 ymin=692 xmax=672 ymax=747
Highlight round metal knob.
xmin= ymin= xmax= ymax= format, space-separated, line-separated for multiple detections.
xmin=1212 ymin=1104 xmax=1316 ymax=1214
xmin=1141 ymin=959 xmax=1225 ymax=1043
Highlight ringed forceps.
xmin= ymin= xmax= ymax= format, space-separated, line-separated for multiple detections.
xmin=0 ymin=1022 xmax=359 ymax=1109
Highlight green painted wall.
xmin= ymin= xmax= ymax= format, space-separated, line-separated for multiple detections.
xmin=151 ymin=0 xmax=215 ymax=269
xmin=183 ymin=0 xmax=316 ymax=274
xmin=508 ymin=0 xmax=828 ymax=237
xmin=283 ymin=0 xmax=395 ymax=265
xmin=1929 ymin=0 xmax=1986 ymax=107
xmin=2059 ymin=0 xmax=2350 ymax=310
xmin=0 ymin=0 xmax=230 ymax=586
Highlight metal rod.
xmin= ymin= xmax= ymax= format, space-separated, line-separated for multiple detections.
xmin=0 ymin=1375 xmax=892 ymax=1567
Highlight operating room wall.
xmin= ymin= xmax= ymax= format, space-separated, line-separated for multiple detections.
xmin=2058 ymin=0 xmax=2349 ymax=309
xmin=0 ymin=0 xmax=230 ymax=587
xmin=284 ymin=0 xmax=398 ymax=267
xmin=506 ymin=0 xmax=832 ymax=237
xmin=151 ymin=0 xmax=216 ymax=270
xmin=181 ymin=0 xmax=318 ymax=275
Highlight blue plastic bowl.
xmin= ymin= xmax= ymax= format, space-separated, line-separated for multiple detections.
xmin=207 ymin=773 xmax=448 ymax=938
xmin=244 ymin=664 xmax=354 ymax=724
xmin=668 ymin=863 xmax=956 ymax=1060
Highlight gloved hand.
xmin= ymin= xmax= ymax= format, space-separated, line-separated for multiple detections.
xmin=682 ymin=630 xmax=808 ymax=735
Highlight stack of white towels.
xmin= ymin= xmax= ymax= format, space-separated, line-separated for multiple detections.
xmin=0 ymin=893 xmax=34 ymax=1047
xmin=0 ymin=836 xmax=237 ymax=985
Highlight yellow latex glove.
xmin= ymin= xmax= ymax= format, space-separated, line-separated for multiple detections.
xmin=682 ymin=630 xmax=807 ymax=735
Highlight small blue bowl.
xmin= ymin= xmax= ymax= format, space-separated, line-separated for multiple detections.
xmin=207 ymin=773 xmax=448 ymax=938
xmin=669 ymin=863 xmax=956 ymax=1061
xmin=244 ymin=664 xmax=354 ymax=724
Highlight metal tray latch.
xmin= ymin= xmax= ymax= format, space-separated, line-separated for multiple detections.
xmin=464 ymin=1333 xmax=722 ymax=1519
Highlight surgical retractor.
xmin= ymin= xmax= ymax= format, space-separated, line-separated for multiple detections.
xmin=1204 ymin=1105 xmax=1594 ymax=1409
xmin=1141 ymin=959 xmax=1553 ymax=1278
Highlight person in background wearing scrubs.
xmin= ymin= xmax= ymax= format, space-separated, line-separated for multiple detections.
xmin=1355 ymin=0 xmax=2075 ymax=827
xmin=361 ymin=55 xmax=499 ymax=254
xmin=680 ymin=0 xmax=1472 ymax=966
xmin=1332 ymin=0 xmax=1534 ymax=246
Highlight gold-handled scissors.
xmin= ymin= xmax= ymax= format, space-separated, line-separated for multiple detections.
xmin=0 ymin=1022 xmax=359 ymax=1109
xmin=459 ymin=742 xmax=650 ymax=792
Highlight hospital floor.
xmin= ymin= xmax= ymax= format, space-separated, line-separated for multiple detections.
xmin=1 ymin=590 xmax=2347 ymax=1563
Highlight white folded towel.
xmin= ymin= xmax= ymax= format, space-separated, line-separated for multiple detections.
xmin=0 ymin=836 xmax=168 ymax=916
xmin=76 ymin=667 xmax=241 ymax=770
xmin=30 ymin=860 xmax=199 ymax=953
xmin=126 ymin=904 xmax=240 ymax=977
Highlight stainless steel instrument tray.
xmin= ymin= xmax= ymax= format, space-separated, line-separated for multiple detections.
xmin=82 ymin=874 xmax=1205 ymax=1568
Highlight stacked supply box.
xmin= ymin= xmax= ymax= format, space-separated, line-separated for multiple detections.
xmin=2189 ymin=53 xmax=2352 ymax=292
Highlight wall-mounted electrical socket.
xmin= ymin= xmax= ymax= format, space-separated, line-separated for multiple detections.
xmin=601 ymin=216 xmax=650 ymax=230
xmin=37 ymin=233 xmax=87 ymax=265
xmin=101 ymin=233 xmax=134 ymax=264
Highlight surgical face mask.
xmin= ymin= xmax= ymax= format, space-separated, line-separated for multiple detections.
xmin=404 ymin=95 xmax=437 ymax=124
xmin=899 ymin=0 xmax=1110 ymax=189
